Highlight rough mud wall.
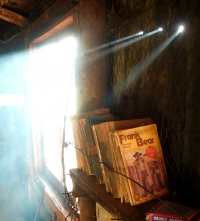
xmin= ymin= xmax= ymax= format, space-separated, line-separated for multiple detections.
xmin=108 ymin=0 xmax=200 ymax=206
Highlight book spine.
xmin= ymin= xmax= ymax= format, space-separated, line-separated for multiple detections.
xmin=114 ymin=131 xmax=136 ymax=205
xmin=107 ymin=129 xmax=123 ymax=200
xmin=84 ymin=123 xmax=104 ymax=184
xmin=85 ymin=115 xmax=119 ymax=124
xmin=92 ymin=125 xmax=108 ymax=187
xmin=71 ymin=119 xmax=90 ymax=173
xmin=110 ymin=131 xmax=134 ymax=205
xmin=70 ymin=108 xmax=110 ymax=121
xmin=104 ymin=123 xmax=122 ymax=199
xmin=85 ymin=124 xmax=98 ymax=154
xmin=92 ymin=124 xmax=112 ymax=193
xmin=78 ymin=119 xmax=93 ymax=175
xmin=109 ymin=131 xmax=124 ymax=202
xmin=94 ymin=123 xmax=121 ymax=198
xmin=71 ymin=120 xmax=83 ymax=171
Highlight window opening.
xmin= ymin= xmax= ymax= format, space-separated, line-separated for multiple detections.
xmin=28 ymin=35 xmax=77 ymax=190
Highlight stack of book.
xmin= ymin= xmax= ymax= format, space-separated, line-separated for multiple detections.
xmin=70 ymin=108 xmax=169 ymax=205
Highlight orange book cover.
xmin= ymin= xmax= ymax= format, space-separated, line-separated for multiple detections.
xmin=113 ymin=124 xmax=169 ymax=205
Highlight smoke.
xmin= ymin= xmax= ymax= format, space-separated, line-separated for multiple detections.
xmin=0 ymin=50 xmax=29 ymax=219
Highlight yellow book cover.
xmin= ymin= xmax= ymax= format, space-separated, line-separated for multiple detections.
xmin=94 ymin=118 xmax=153 ymax=203
xmin=113 ymin=124 xmax=169 ymax=205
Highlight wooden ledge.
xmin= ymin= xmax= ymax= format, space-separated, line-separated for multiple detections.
xmin=37 ymin=174 xmax=73 ymax=221
xmin=70 ymin=168 xmax=176 ymax=221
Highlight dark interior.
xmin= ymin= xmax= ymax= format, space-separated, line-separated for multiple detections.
xmin=0 ymin=0 xmax=199 ymax=220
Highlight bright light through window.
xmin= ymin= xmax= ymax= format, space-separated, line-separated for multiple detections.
xmin=0 ymin=94 xmax=24 ymax=107
xmin=28 ymin=36 xmax=77 ymax=190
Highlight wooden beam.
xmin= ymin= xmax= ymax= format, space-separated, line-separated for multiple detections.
xmin=26 ymin=0 xmax=78 ymax=42
xmin=0 ymin=0 xmax=78 ymax=51
xmin=31 ymin=15 xmax=73 ymax=44
xmin=0 ymin=6 xmax=30 ymax=27
xmin=38 ymin=174 xmax=74 ymax=221
xmin=70 ymin=169 xmax=176 ymax=221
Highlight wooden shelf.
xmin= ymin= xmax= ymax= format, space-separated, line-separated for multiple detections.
xmin=70 ymin=168 xmax=175 ymax=221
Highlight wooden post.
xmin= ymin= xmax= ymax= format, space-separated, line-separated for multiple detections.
xmin=79 ymin=197 xmax=96 ymax=221
xmin=0 ymin=6 xmax=30 ymax=27
xmin=76 ymin=0 xmax=110 ymax=113
xmin=71 ymin=178 xmax=97 ymax=221
xmin=75 ymin=0 xmax=109 ymax=218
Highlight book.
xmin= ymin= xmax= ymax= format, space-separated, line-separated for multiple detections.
xmin=78 ymin=114 xmax=119 ymax=182
xmin=109 ymin=130 xmax=132 ymax=204
xmin=70 ymin=108 xmax=111 ymax=175
xmin=84 ymin=114 xmax=120 ymax=184
xmin=146 ymin=201 xmax=200 ymax=221
xmin=92 ymin=118 xmax=153 ymax=202
xmin=71 ymin=119 xmax=91 ymax=174
xmin=84 ymin=114 xmax=119 ymax=158
xmin=70 ymin=108 xmax=110 ymax=121
xmin=78 ymin=118 xmax=95 ymax=175
xmin=92 ymin=124 xmax=112 ymax=193
xmin=111 ymin=124 xmax=169 ymax=205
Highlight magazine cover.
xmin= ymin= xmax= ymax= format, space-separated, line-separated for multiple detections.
xmin=146 ymin=201 xmax=200 ymax=221
xmin=114 ymin=124 xmax=169 ymax=205
xmin=93 ymin=118 xmax=153 ymax=202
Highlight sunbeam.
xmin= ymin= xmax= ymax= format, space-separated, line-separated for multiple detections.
xmin=178 ymin=25 xmax=184 ymax=33
xmin=84 ymin=28 xmax=163 ymax=62
xmin=83 ymin=31 xmax=143 ymax=55
xmin=119 ymin=29 xmax=182 ymax=93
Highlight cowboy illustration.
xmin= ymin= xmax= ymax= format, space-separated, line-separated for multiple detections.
xmin=152 ymin=160 xmax=165 ymax=191
xmin=132 ymin=152 xmax=153 ymax=197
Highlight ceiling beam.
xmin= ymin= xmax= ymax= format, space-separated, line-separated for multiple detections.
xmin=0 ymin=7 xmax=30 ymax=27
xmin=27 ymin=0 xmax=78 ymax=42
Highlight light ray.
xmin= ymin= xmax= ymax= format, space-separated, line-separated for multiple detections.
xmin=85 ymin=28 xmax=162 ymax=62
xmin=178 ymin=25 xmax=184 ymax=33
xmin=84 ymin=31 xmax=143 ymax=55
xmin=120 ymin=31 xmax=180 ymax=93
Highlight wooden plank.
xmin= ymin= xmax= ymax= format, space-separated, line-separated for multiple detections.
xmin=26 ymin=0 xmax=78 ymax=43
xmin=31 ymin=15 xmax=73 ymax=44
xmin=38 ymin=174 xmax=73 ymax=221
xmin=0 ymin=6 xmax=30 ymax=27
xmin=79 ymin=197 xmax=96 ymax=221
xmin=70 ymin=169 xmax=174 ymax=221
xmin=1 ymin=0 xmax=77 ymax=51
